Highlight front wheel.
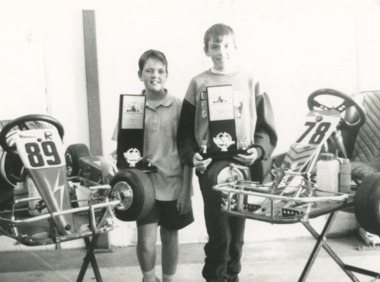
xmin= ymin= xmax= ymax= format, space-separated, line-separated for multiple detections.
xmin=65 ymin=144 xmax=90 ymax=177
xmin=204 ymin=160 xmax=250 ymax=210
xmin=205 ymin=160 xmax=249 ymax=188
xmin=109 ymin=169 xmax=155 ymax=221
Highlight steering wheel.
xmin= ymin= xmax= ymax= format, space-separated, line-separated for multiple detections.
xmin=0 ymin=114 xmax=64 ymax=153
xmin=307 ymin=88 xmax=366 ymax=130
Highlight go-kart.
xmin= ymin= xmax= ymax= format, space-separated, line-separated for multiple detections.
xmin=208 ymin=89 xmax=380 ymax=281
xmin=0 ymin=114 xmax=154 ymax=281
xmin=213 ymin=89 xmax=364 ymax=224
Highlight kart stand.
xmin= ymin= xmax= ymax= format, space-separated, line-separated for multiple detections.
xmin=77 ymin=234 xmax=102 ymax=282
xmin=298 ymin=204 xmax=380 ymax=282
xmin=214 ymin=180 xmax=380 ymax=282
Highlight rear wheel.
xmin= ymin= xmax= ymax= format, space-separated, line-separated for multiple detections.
xmin=65 ymin=144 xmax=90 ymax=177
xmin=109 ymin=169 xmax=155 ymax=221
xmin=354 ymin=172 xmax=380 ymax=235
xmin=367 ymin=176 xmax=380 ymax=236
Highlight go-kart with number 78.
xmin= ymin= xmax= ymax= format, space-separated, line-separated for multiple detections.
xmin=213 ymin=89 xmax=366 ymax=224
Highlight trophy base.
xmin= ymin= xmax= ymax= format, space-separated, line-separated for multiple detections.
xmin=200 ymin=149 xmax=248 ymax=160
xmin=117 ymin=162 xmax=158 ymax=173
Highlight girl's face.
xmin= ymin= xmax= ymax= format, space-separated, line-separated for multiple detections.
xmin=138 ymin=58 xmax=168 ymax=94
xmin=205 ymin=35 xmax=236 ymax=72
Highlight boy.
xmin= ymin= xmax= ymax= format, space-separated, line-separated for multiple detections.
xmin=177 ymin=24 xmax=277 ymax=282
xmin=102 ymin=49 xmax=194 ymax=282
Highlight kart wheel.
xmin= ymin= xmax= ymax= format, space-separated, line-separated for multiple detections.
xmin=368 ymin=182 xmax=380 ymax=236
xmin=363 ymin=172 xmax=380 ymax=236
xmin=204 ymin=160 xmax=249 ymax=209
xmin=206 ymin=160 xmax=249 ymax=186
xmin=65 ymin=144 xmax=90 ymax=177
xmin=0 ymin=151 xmax=24 ymax=187
xmin=0 ymin=176 xmax=13 ymax=210
xmin=354 ymin=172 xmax=380 ymax=235
xmin=109 ymin=169 xmax=155 ymax=221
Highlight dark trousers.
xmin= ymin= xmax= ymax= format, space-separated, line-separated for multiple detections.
xmin=198 ymin=173 xmax=246 ymax=282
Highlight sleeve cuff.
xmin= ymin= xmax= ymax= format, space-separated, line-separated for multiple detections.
xmin=250 ymin=144 xmax=265 ymax=161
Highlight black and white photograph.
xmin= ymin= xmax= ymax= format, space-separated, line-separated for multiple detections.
xmin=0 ymin=0 xmax=380 ymax=281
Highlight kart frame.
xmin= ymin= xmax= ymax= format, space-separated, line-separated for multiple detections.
xmin=0 ymin=115 xmax=134 ymax=282
xmin=213 ymin=89 xmax=380 ymax=281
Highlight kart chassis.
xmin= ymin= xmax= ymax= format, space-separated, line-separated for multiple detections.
xmin=212 ymin=89 xmax=380 ymax=281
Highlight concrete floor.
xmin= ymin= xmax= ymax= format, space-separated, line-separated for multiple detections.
xmin=0 ymin=234 xmax=380 ymax=282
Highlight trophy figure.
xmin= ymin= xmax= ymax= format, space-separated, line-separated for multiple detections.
xmin=213 ymin=132 xmax=235 ymax=152
xmin=123 ymin=148 xmax=143 ymax=167
xmin=240 ymin=137 xmax=248 ymax=150
xmin=201 ymin=140 xmax=208 ymax=154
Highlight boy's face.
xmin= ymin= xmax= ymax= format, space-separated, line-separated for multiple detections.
xmin=138 ymin=58 xmax=167 ymax=94
xmin=205 ymin=35 xmax=236 ymax=72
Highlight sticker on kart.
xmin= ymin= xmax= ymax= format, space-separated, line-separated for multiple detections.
xmin=282 ymin=110 xmax=341 ymax=172
xmin=294 ymin=110 xmax=340 ymax=146
xmin=16 ymin=129 xmax=65 ymax=169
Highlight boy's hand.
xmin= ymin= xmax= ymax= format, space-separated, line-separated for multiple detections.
xmin=101 ymin=155 xmax=118 ymax=183
xmin=193 ymin=152 xmax=212 ymax=174
xmin=233 ymin=147 xmax=258 ymax=165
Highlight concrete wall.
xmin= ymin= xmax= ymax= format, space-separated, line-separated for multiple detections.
xmin=1 ymin=0 xmax=380 ymax=251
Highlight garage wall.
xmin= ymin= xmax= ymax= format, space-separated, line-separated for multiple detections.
xmin=0 ymin=4 xmax=89 ymax=148
xmin=93 ymin=0 xmax=380 ymax=247
xmin=0 ymin=8 xmax=47 ymax=119
xmin=94 ymin=0 xmax=380 ymax=156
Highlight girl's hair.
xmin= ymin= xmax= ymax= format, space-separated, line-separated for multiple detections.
xmin=138 ymin=49 xmax=168 ymax=73
xmin=203 ymin=23 xmax=236 ymax=52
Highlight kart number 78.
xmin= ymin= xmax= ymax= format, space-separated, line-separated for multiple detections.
xmin=295 ymin=112 xmax=340 ymax=146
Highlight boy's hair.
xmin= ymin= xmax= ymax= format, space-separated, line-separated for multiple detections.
xmin=203 ymin=23 xmax=236 ymax=52
xmin=138 ymin=49 xmax=168 ymax=73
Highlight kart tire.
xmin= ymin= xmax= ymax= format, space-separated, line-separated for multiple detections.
xmin=0 ymin=151 xmax=24 ymax=186
xmin=367 ymin=173 xmax=380 ymax=236
xmin=110 ymin=169 xmax=155 ymax=221
xmin=65 ymin=144 xmax=90 ymax=177
xmin=205 ymin=160 xmax=249 ymax=188
xmin=354 ymin=172 xmax=380 ymax=234
xmin=0 ymin=177 xmax=13 ymax=210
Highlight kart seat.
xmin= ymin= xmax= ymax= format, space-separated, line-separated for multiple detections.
xmin=341 ymin=90 xmax=380 ymax=180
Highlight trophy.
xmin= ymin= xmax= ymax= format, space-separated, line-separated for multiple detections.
xmin=116 ymin=94 xmax=156 ymax=172
xmin=201 ymin=84 xmax=247 ymax=159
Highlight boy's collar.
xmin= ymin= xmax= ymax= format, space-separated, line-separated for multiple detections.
xmin=210 ymin=66 xmax=240 ymax=75
xmin=143 ymin=89 xmax=172 ymax=108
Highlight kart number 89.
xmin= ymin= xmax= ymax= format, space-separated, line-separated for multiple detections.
xmin=24 ymin=141 xmax=62 ymax=168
